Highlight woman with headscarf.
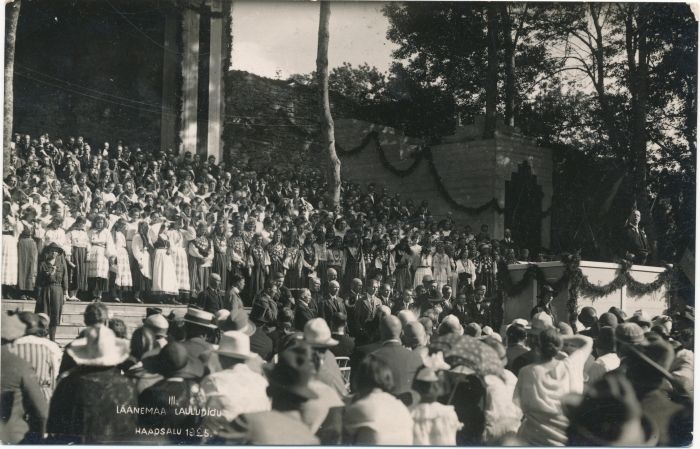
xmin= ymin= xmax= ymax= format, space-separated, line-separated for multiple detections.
xmin=15 ymin=210 xmax=37 ymax=300
xmin=188 ymin=221 xmax=213 ymax=298
xmin=66 ymin=216 xmax=89 ymax=300
xmin=210 ymin=223 xmax=230 ymax=290
xmin=34 ymin=243 xmax=69 ymax=341
xmin=131 ymin=221 xmax=153 ymax=303
xmin=86 ymin=214 xmax=114 ymax=301
xmin=169 ymin=216 xmax=196 ymax=299
xmin=393 ymin=238 xmax=413 ymax=294
xmin=109 ymin=219 xmax=132 ymax=303
xmin=151 ymin=228 xmax=179 ymax=303
xmin=266 ymin=230 xmax=287 ymax=277
xmin=246 ymin=233 xmax=270 ymax=304
xmin=2 ymin=204 xmax=21 ymax=296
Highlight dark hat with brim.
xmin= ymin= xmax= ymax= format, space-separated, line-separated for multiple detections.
xmin=141 ymin=342 xmax=204 ymax=379
xmin=265 ymin=343 xmax=318 ymax=401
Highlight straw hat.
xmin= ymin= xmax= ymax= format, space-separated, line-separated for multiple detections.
xmin=183 ymin=307 xmax=217 ymax=329
xmin=526 ymin=312 xmax=554 ymax=335
xmin=216 ymin=331 xmax=253 ymax=360
xmin=66 ymin=326 xmax=130 ymax=366
xmin=303 ymin=318 xmax=338 ymax=348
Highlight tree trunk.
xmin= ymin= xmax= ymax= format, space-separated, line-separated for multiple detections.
xmin=4 ymin=0 xmax=21 ymax=178
xmin=501 ymin=3 xmax=515 ymax=127
xmin=316 ymin=1 xmax=341 ymax=207
xmin=483 ymin=2 xmax=499 ymax=138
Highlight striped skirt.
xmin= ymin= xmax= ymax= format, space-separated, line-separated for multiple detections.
xmin=71 ymin=246 xmax=89 ymax=292
xmin=114 ymin=246 xmax=132 ymax=288
xmin=171 ymin=247 xmax=190 ymax=292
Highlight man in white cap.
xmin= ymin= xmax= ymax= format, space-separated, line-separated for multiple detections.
xmin=201 ymin=331 xmax=270 ymax=432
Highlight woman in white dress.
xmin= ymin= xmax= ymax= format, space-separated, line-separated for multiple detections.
xmin=110 ymin=219 xmax=132 ymax=302
xmin=151 ymin=231 xmax=178 ymax=301
xmin=413 ymin=245 xmax=433 ymax=288
xmin=86 ymin=215 xmax=114 ymax=301
xmin=432 ymin=242 xmax=452 ymax=292
xmin=1 ymin=205 xmax=20 ymax=292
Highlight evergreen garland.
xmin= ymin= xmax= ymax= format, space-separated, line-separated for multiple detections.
xmin=499 ymin=252 xmax=675 ymax=327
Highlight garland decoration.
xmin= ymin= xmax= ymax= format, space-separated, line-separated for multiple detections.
xmin=499 ymin=252 xmax=676 ymax=328
xmin=337 ymin=130 xmax=553 ymax=217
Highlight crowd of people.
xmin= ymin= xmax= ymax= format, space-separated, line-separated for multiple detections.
xmin=2 ymin=132 xmax=531 ymax=341
xmin=0 ymin=133 xmax=694 ymax=446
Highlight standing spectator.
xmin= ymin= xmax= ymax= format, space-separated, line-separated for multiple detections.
xmin=86 ymin=214 xmax=113 ymax=301
xmin=1 ymin=206 xmax=21 ymax=296
xmin=514 ymin=329 xmax=592 ymax=445
xmin=329 ymin=312 xmax=355 ymax=358
xmin=343 ymin=355 xmax=414 ymax=445
xmin=47 ymin=326 xmax=138 ymax=443
xmin=67 ymin=216 xmax=89 ymax=301
xmin=197 ymin=273 xmax=225 ymax=314
xmin=16 ymin=218 xmax=37 ymax=300
xmin=0 ymin=312 xmax=48 ymax=444
xmin=137 ymin=342 xmax=207 ymax=444
xmin=7 ymin=312 xmax=62 ymax=402
xmin=130 ymin=221 xmax=153 ymax=304
xmin=34 ymin=243 xmax=69 ymax=341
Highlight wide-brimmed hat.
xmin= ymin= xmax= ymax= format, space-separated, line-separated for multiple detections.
xmin=66 ymin=325 xmax=130 ymax=367
xmin=216 ymin=331 xmax=253 ymax=360
xmin=421 ymin=274 xmax=434 ymax=284
xmin=615 ymin=322 xmax=646 ymax=346
xmin=142 ymin=341 xmax=204 ymax=379
xmin=223 ymin=309 xmax=257 ymax=336
xmin=266 ymin=343 xmax=318 ymax=400
xmin=183 ymin=307 xmax=217 ymax=329
xmin=1 ymin=312 xmax=26 ymax=341
xmin=303 ymin=318 xmax=338 ymax=347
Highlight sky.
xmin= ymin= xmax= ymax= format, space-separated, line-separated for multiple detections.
xmin=231 ymin=2 xmax=398 ymax=79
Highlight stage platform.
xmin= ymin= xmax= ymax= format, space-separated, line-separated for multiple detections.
xmin=1 ymin=300 xmax=188 ymax=347
xmin=504 ymin=260 xmax=670 ymax=331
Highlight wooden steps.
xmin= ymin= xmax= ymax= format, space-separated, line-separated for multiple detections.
xmin=2 ymin=299 xmax=188 ymax=347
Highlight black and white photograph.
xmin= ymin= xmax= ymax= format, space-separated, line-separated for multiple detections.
xmin=0 ymin=0 xmax=696 ymax=445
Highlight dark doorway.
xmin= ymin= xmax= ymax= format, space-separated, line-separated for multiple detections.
xmin=505 ymin=161 xmax=543 ymax=253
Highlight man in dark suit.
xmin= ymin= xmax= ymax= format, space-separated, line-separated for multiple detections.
xmin=197 ymin=273 xmax=224 ymax=314
xmin=442 ymin=292 xmax=469 ymax=326
xmin=294 ymin=288 xmax=316 ymax=332
xmin=316 ymin=281 xmax=346 ymax=325
xmin=353 ymin=279 xmax=382 ymax=345
xmin=621 ymin=209 xmax=650 ymax=264
xmin=468 ymin=284 xmax=496 ymax=328
xmin=367 ymin=315 xmax=422 ymax=397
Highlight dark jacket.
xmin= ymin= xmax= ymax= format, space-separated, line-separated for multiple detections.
xmin=370 ymin=341 xmax=423 ymax=396
xmin=329 ymin=333 xmax=355 ymax=358
xmin=0 ymin=347 xmax=48 ymax=444
xmin=197 ymin=287 xmax=225 ymax=314
xmin=250 ymin=328 xmax=274 ymax=362
xmin=317 ymin=296 xmax=346 ymax=325
xmin=621 ymin=224 xmax=650 ymax=263
xmin=294 ymin=301 xmax=315 ymax=332
xmin=47 ymin=365 xmax=138 ymax=444
xmin=349 ymin=341 xmax=382 ymax=392
xmin=138 ymin=378 xmax=206 ymax=444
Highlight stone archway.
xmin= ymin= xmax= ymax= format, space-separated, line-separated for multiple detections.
xmin=505 ymin=161 xmax=543 ymax=253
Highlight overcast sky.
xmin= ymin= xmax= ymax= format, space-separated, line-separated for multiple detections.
xmin=231 ymin=2 xmax=398 ymax=79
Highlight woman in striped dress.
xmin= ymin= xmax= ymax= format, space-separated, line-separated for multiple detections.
xmin=187 ymin=222 xmax=213 ymax=298
xmin=109 ymin=219 xmax=132 ymax=302
xmin=67 ymin=216 xmax=89 ymax=300
xmin=210 ymin=224 xmax=230 ymax=289
xmin=2 ymin=206 xmax=20 ymax=296
xmin=17 ymin=215 xmax=38 ymax=300
xmin=131 ymin=221 xmax=153 ymax=304
xmin=86 ymin=215 xmax=113 ymax=301
xmin=313 ymin=231 xmax=329 ymax=286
